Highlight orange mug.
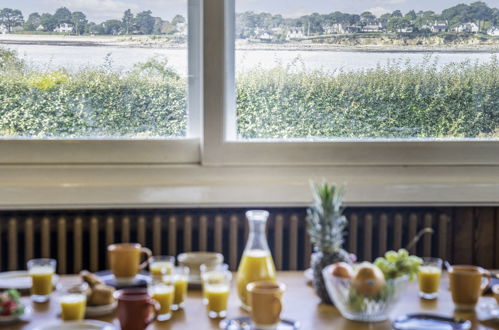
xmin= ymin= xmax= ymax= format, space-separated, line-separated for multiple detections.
xmin=449 ymin=265 xmax=491 ymax=311
xmin=108 ymin=243 xmax=152 ymax=281
xmin=116 ymin=288 xmax=160 ymax=330
xmin=247 ymin=281 xmax=285 ymax=329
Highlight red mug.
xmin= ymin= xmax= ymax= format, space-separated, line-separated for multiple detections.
xmin=116 ymin=288 xmax=160 ymax=330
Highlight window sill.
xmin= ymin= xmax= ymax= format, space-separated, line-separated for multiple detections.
xmin=1 ymin=164 xmax=499 ymax=209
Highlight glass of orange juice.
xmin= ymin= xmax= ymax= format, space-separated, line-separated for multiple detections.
xmin=418 ymin=257 xmax=443 ymax=299
xmin=58 ymin=283 xmax=88 ymax=321
xmin=172 ymin=266 xmax=189 ymax=310
xmin=205 ymin=269 xmax=232 ymax=319
xmin=150 ymin=279 xmax=174 ymax=321
xmin=149 ymin=256 xmax=175 ymax=277
xmin=28 ymin=258 xmax=57 ymax=303
xmin=201 ymin=263 xmax=229 ymax=305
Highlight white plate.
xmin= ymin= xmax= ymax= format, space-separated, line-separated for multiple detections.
xmin=0 ymin=271 xmax=59 ymax=290
xmin=85 ymin=302 xmax=117 ymax=317
xmin=33 ymin=320 xmax=116 ymax=330
xmin=0 ymin=306 xmax=33 ymax=325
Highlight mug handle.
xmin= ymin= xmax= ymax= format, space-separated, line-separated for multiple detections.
xmin=139 ymin=247 xmax=152 ymax=270
xmin=145 ymin=299 xmax=161 ymax=327
xmin=271 ymin=297 xmax=282 ymax=321
xmin=481 ymin=271 xmax=492 ymax=294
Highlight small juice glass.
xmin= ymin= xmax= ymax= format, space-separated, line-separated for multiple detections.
xmin=201 ymin=263 xmax=229 ymax=305
xmin=172 ymin=266 xmax=189 ymax=310
xmin=205 ymin=269 xmax=232 ymax=319
xmin=59 ymin=283 xmax=88 ymax=321
xmin=149 ymin=256 xmax=175 ymax=277
xmin=150 ymin=279 xmax=174 ymax=321
xmin=418 ymin=257 xmax=443 ymax=299
xmin=28 ymin=258 xmax=57 ymax=303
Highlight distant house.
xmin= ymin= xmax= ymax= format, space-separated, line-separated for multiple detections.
xmin=0 ymin=25 xmax=7 ymax=34
xmin=286 ymin=27 xmax=304 ymax=40
xmin=487 ymin=26 xmax=499 ymax=36
xmin=431 ymin=21 xmax=448 ymax=33
xmin=345 ymin=26 xmax=361 ymax=33
xmin=54 ymin=23 xmax=74 ymax=33
xmin=323 ymin=23 xmax=346 ymax=34
xmin=454 ymin=22 xmax=479 ymax=33
xmin=362 ymin=23 xmax=383 ymax=33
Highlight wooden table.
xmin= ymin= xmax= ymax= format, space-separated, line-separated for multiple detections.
xmin=9 ymin=272 xmax=499 ymax=329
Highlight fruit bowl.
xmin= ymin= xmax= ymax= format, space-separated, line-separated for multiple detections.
xmin=323 ymin=265 xmax=408 ymax=322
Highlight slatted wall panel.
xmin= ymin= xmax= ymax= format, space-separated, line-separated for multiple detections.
xmin=0 ymin=208 xmax=497 ymax=274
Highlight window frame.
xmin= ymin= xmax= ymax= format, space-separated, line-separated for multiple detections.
xmin=202 ymin=0 xmax=499 ymax=167
xmin=0 ymin=0 xmax=203 ymax=165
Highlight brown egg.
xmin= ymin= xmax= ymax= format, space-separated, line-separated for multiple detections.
xmin=331 ymin=262 xmax=355 ymax=279
xmin=352 ymin=262 xmax=385 ymax=297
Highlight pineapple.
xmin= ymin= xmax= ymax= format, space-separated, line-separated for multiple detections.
xmin=307 ymin=181 xmax=351 ymax=305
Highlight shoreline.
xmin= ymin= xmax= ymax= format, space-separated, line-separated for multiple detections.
xmin=0 ymin=34 xmax=498 ymax=53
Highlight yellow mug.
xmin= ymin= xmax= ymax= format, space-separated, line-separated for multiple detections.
xmin=108 ymin=243 xmax=152 ymax=281
xmin=449 ymin=265 xmax=491 ymax=311
xmin=247 ymin=281 xmax=285 ymax=329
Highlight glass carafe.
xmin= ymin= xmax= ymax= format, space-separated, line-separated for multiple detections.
xmin=236 ymin=210 xmax=277 ymax=311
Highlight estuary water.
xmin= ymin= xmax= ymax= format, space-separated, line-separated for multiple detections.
xmin=3 ymin=43 xmax=498 ymax=76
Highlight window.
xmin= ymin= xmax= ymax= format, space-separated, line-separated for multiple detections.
xmin=231 ymin=0 xmax=499 ymax=140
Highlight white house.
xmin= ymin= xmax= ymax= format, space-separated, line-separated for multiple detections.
xmin=323 ymin=23 xmax=346 ymax=34
xmin=455 ymin=22 xmax=479 ymax=33
xmin=0 ymin=25 xmax=8 ymax=34
xmin=362 ymin=23 xmax=383 ymax=33
xmin=54 ymin=23 xmax=74 ymax=33
xmin=487 ymin=26 xmax=499 ymax=36
xmin=431 ymin=21 xmax=448 ymax=33
xmin=286 ymin=27 xmax=304 ymax=40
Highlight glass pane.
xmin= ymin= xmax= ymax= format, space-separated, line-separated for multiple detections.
xmin=0 ymin=1 xmax=188 ymax=138
xmin=235 ymin=1 xmax=499 ymax=140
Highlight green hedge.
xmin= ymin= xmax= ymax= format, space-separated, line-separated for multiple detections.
xmin=1 ymin=47 xmax=498 ymax=138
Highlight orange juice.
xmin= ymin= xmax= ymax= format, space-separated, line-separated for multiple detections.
xmin=206 ymin=284 xmax=229 ymax=313
xmin=60 ymin=294 xmax=86 ymax=321
xmin=237 ymin=250 xmax=276 ymax=309
xmin=202 ymin=271 xmax=225 ymax=302
xmin=173 ymin=276 xmax=188 ymax=306
xmin=152 ymin=286 xmax=174 ymax=315
xmin=150 ymin=261 xmax=173 ymax=276
xmin=418 ymin=266 xmax=441 ymax=294
xmin=30 ymin=266 xmax=54 ymax=296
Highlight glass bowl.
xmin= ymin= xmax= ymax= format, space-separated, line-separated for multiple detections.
xmin=322 ymin=265 xmax=409 ymax=322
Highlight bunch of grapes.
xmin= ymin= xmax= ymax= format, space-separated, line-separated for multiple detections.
xmin=374 ymin=249 xmax=422 ymax=281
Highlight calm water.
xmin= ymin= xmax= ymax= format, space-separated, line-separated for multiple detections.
xmin=4 ymin=43 xmax=498 ymax=76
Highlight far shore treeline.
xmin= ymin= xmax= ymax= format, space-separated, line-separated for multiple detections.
xmin=0 ymin=1 xmax=498 ymax=38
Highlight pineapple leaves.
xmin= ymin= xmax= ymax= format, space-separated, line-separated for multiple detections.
xmin=306 ymin=181 xmax=347 ymax=254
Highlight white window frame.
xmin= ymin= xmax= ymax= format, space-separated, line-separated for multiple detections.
xmin=1 ymin=0 xmax=499 ymax=209
xmin=0 ymin=0 xmax=203 ymax=165
xmin=202 ymin=0 xmax=499 ymax=167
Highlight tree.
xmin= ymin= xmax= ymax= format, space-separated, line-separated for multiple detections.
xmin=122 ymin=9 xmax=134 ymax=34
xmin=24 ymin=12 xmax=41 ymax=31
xmin=469 ymin=1 xmax=493 ymax=31
xmin=40 ymin=13 xmax=57 ymax=32
xmin=171 ymin=14 xmax=186 ymax=26
xmin=361 ymin=11 xmax=376 ymax=23
xmin=405 ymin=10 xmax=417 ymax=21
xmin=102 ymin=19 xmax=121 ymax=35
xmin=152 ymin=17 xmax=163 ymax=34
xmin=0 ymin=8 xmax=24 ymax=33
xmin=53 ymin=7 xmax=72 ymax=25
xmin=391 ymin=10 xmax=403 ymax=18
xmin=135 ymin=10 xmax=155 ymax=34
xmin=71 ymin=12 xmax=87 ymax=35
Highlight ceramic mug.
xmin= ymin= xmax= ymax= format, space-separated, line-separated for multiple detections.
xmin=108 ymin=243 xmax=152 ymax=282
xmin=449 ymin=265 xmax=491 ymax=311
xmin=116 ymin=288 xmax=160 ymax=330
xmin=247 ymin=281 xmax=286 ymax=330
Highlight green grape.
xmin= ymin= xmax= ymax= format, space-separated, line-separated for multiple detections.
xmin=397 ymin=249 xmax=409 ymax=259
xmin=385 ymin=251 xmax=398 ymax=263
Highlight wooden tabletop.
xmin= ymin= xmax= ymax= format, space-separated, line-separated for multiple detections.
xmin=9 ymin=272 xmax=499 ymax=330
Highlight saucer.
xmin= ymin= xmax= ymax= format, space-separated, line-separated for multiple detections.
xmin=85 ymin=302 xmax=118 ymax=317
xmin=220 ymin=317 xmax=300 ymax=329
xmin=95 ymin=271 xmax=150 ymax=289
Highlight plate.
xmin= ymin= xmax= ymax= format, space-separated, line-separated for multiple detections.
xmin=392 ymin=314 xmax=472 ymax=329
xmin=0 ymin=271 xmax=59 ymax=292
xmin=32 ymin=320 xmax=116 ymax=330
xmin=0 ymin=306 xmax=32 ymax=325
xmin=220 ymin=317 xmax=300 ymax=329
xmin=85 ymin=301 xmax=118 ymax=317
xmin=95 ymin=271 xmax=150 ymax=289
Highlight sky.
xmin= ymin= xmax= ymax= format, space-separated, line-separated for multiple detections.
xmin=2 ymin=0 xmax=499 ymax=22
